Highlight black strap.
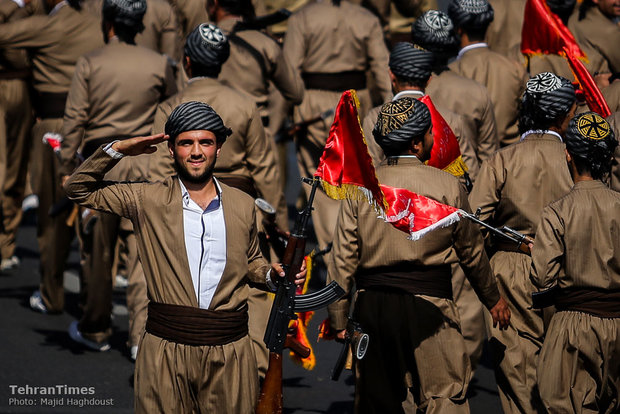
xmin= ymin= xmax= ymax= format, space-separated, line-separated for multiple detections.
xmin=228 ymin=32 xmax=269 ymax=85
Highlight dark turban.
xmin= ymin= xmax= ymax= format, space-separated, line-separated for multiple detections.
xmin=373 ymin=97 xmax=432 ymax=155
xmin=447 ymin=0 xmax=494 ymax=31
xmin=523 ymin=72 xmax=576 ymax=120
xmin=546 ymin=0 xmax=576 ymax=19
xmin=102 ymin=0 xmax=146 ymax=29
xmin=165 ymin=101 xmax=232 ymax=143
xmin=389 ymin=42 xmax=434 ymax=83
xmin=184 ymin=23 xmax=230 ymax=74
xmin=411 ymin=10 xmax=459 ymax=56
xmin=565 ymin=112 xmax=618 ymax=178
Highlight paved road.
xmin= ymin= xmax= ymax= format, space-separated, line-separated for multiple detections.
xmin=0 ymin=141 xmax=502 ymax=413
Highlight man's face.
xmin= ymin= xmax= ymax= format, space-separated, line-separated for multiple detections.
xmin=419 ymin=125 xmax=434 ymax=162
xmin=559 ymin=102 xmax=578 ymax=136
xmin=169 ymin=130 xmax=221 ymax=184
xmin=594 ymin=0 xmax=620 ymax=18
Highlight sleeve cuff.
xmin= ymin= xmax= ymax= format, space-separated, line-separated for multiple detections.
xmin=103 ymin=141 xmax=124 ymax=159
xmin=265 ymin=269 xmax=278 ymax=292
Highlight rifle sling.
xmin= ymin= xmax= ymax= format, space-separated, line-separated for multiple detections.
xmin=146 ymin=302 xmax=248 ymax=346
xmin=228 ymin=32 xmax=269 ymax=83
xmin=355 ymin=264 xmax=452 ymax=299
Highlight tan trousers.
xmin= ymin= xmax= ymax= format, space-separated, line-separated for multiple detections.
xmin=538 ymin=311 xmax=620 ymax=414
xmin=295 ymin=88 xmax=372 ymax=253
xmin=354 ymin=290 xmax=470 ymax=414
xmin=451 ymin=263 xmax=486 ymax=373
xmin=247 ymin=287 xmax=272 ymax=379
xmin=135 ymin=332 xmax=259 ymax=413
xmin=487 ymin=251 xmax=545 ymax=414
xmin=32 ymin=118 xmax=75 ymax=312
xmin=0 ymin=78 xmax=32 ymax=260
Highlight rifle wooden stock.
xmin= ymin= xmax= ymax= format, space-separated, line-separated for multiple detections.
xmin=256 ymin=352 xmax=283 ymax=414
xmin=285 ymin=333 xmax=311 ymax=359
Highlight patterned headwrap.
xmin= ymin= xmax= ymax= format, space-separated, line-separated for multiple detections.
xmin=102 ymin=0 xmax=147 ymax=29
xmin=165 ymin=101 xmax=232 ymax=143
xmin=523 ymin=72 xmax=576 ymax=121
xmin=373 ymin=97 xmax=432 ymax=155
xmin=184 ymin=23 xmax=230 ymax=75
xmin=411 ymin=10 xmax=460 ymax=56
xmin=448 ymin=0 xmax=494 ymax=31
xmin=389 ymin=42 xmax=434 ymax=83
xmin=564 ymin=112 xmax=618 ymax=176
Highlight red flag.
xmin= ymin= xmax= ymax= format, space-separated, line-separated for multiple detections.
xmin=381 ymin=184 xmax=463 ymax=240
xmin=314 ymin=89 xmax=387 ymax=213
xmin=563 ymin=47 xmax=611 ymax=117
xmin=521 ymin=0 xmax=586 ymax=60
xmin=419 ymin=95 xmax=468 ymax=177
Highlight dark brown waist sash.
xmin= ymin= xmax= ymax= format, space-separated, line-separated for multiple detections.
xmin=215 ymin=175 xmax=258 ymax=198
xmin=146 ymin=301 xmax=249 ymax=346
xmin=0 ymin=68 xmax=30 ymax=80
xmin=302 ymin=71 xmax=366 ymax=92
xmin=555 ymin=288 xmax=620 ymax=318
xmin=355 ymin=264 xmax=453 ymax=299
xmin=34 ymin=91 xmax=68 ymax=119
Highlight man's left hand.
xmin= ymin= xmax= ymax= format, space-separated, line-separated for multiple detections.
xmin=271 ymin=260 xmax=307 ymax=287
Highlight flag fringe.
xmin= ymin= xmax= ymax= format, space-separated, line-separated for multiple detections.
xmin=407 ymin=210 xmax=463 ymax=241
xmin=442 ymin=155 xmax=468 ymax=177
xmin=321 ymin=181 xmax=385 ymax=215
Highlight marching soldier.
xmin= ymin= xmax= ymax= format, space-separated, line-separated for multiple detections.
xmin=283 ymin=0 xmax=391 ymax=258
xmin=59 ymin=0 xmax=177 ymax=354
xmin=469 ymin=72 xmax=577 ymax=414
xmin=448 ymin=0 xmax=528 ymax=146
xmin=531 ymin=112 xmax=620 ymax=413
xmin=412 ymin=10 xmax=499 ymax=164
xmin=0 ymin=0 xmax=104 ymax=313
xmin=328 ymin=97 xmax=510 ymax=413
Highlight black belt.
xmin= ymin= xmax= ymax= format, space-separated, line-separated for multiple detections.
xmin=356 ymin=264 xmax=453 ymax=299
xmin=302 ymin=71 xmax=366 ymax=91
xmin=0 ymin=68 xmax=30 ymax=80
xmin=34 ymin=91 xmax=67 ymax=119
xmin=555 ymin=287 xmax=620 ymax=318
xmin=146 ymin=301 xmax=249 ymax=346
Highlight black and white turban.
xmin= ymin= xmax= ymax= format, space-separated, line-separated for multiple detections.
xmin=447 ymin=0 xmax=494 ymax=31
xmin=523 ymin=72 xmax=576 ymax=120
xmin=389 ymin=42 xmax=434 ymax=82
xmin=411 ymin=10 xmax=459 ymax=55
xmin=185 ymin=23 xmax=230 ymax=72
xmin=102 ymin=0 xmax=147 ymax=29
xmin=373 ymin=97 xmax=432 ymax=154
xmin=565 ymin=112 xmax=617 ymax=170
xmin=165 ymin=101 xmax=232 ymax=143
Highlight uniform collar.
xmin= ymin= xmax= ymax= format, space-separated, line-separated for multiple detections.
xmin=382 ymin=155 xmax=423 ymax=166
xmin=393 ymin=90 xmax=425 ymax=101
xmin=457 ymin=43 xmax=488 ymax=60
xmin=520 ymin=130 xmax=563 ymax=142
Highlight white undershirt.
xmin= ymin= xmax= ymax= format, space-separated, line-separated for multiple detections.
xmin=456 ymin=42 xmax=488 ymax=60
xmin=520 ymin=129 xmax=563 ymax=142
xmin=178 ymin=179 xmax=227 ymax=309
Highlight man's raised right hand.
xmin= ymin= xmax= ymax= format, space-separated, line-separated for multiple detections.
xmin=111 ymin=133 xmax=168 ymax=156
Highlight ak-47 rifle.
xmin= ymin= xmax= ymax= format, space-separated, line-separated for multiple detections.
xmin=283 ymin=109 xmax=335 ymax=140
xmin=256 ymin=178 xmax=346 ymax=414
xmin=331 ymin=318 xmax=369 ymax=381
xmin=462 ymin=208 xmax=535 ymax=255
xmin=255 ymin=198 xmax=289 ymax=260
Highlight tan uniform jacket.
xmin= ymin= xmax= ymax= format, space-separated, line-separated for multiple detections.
xmin=150 ymin=77 xmax=288 ymax=231
xmin=327 ymin=156 xmax=500 ymax=330
xmin=527 ymin=53 xmax=573 ymax=80
xmin=60 ymin=40 xmax=177 ymax=176
xmin=449 ymin=46 xmax=527 ymax=146
xmin=0 ymin=3 xmax=104 ymax=93
xmin=531 ymin=180 xmax=620 ymax=291
xmin=426 ymin=69 xmax=499 ymax=163
xmin=355 ymin=0 xmax=437 ymax=35
xmin=362 ymin=93 xmax=480 ymax=180
xmin=282 ymin=0 xmax=391 ymax=101
xmin=485 ymin=0 xmax=526 ymax=59
xmin=603 ymin=81 xmax=620 ymax=113
xmin=469 ymin=133 xmax=573 ymax=238
xmin=217 ymin=17 xmax=304 ymax=112
xmin=568 ymin=6 xmax=620 ymax=74
xmin=65 ymin=147 xmax=271 ymax=309
xmin=168 ymin=0 xmax=208 ymax=39
xmin=0 ymin=0 xmax=31 ymax=70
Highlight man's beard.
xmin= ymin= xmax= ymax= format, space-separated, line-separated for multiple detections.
xmin=173 ymin=156 xmax=216 ymax=184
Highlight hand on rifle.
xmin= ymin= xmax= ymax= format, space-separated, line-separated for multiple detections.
xmin=270 ymin=260 xmax=307 ymax=287
xmin=111 ymin=133 xmax=168 ymax=156
xmin=335 ymin=330 xmax=346 ymax=342
xmin=490 ymin=296 xmax=511 ymax=330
